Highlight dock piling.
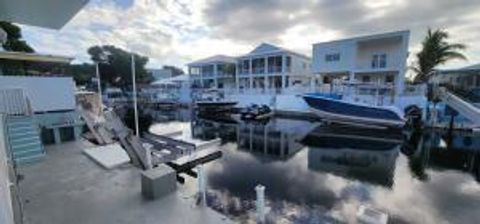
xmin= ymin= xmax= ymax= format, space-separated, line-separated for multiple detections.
xmin=198 ymin=165 xmax=207 ymax=206
xmin=255 ymin=184 xmax=266 ymax=223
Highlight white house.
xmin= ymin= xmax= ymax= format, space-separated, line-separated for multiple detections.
xmin=312 ymin=30 xmax=410 ymax=105
xmin=433 ymin=63 xmax=480 ymax=91
xmin=188 ymin=55 xmax=237 ymax=91
xmin=236 ymin=43 xmax=311 ymax=94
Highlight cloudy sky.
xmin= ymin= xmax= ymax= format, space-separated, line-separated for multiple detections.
xmin=20 ymin=0 xmax=480 ymax=70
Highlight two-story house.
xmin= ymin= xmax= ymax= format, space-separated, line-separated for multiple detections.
xmin=236 ymin=43 xmax=311 ymax=94
xmin=187 ymin=55 xmax=237 ymax=90
xmin=312 ymin=30 xmax=410 ymax=105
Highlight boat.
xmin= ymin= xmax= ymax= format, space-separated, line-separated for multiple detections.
xmin=303 ymin=92 xmax=406 ymax=128
xmin=240 ymin=104 xmax=273 ymax=120
xmin=195 ymin=89 xmax=238 ymax=114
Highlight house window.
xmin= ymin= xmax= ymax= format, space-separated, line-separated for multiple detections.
xmin=267 ymin=56 xmax=282 ymax=73
xmin=362 ymin=76 xmax=371 ymax=83
xmin=372 ymin=54 xmax=387 ymax=68
xmin=252 ymin=58 xmax=265 ymax=74
xmin=386 ymin=75 xmax=394 ymax=83
xmin=380 ymin=54 xmax=387 ymax=68
xmin=325 ymin=53 xmax=340 ymax=62
xmin=241 ymin=60 xmax=249 ymax=74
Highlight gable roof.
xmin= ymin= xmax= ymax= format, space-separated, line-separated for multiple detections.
xmin=249 ymin=43 xmax=283 ymax=54
xmin=187 ymin=55 xmax=236 ymax=66
xmin=240 ymin=43 xmax=310 ymax=60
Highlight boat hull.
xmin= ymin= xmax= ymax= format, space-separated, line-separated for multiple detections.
xmin=303 ymin=94 xmax=405 ymax=128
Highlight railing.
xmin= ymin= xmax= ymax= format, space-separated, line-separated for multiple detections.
xmin=0 ymin=89 xmax=31 ymax=116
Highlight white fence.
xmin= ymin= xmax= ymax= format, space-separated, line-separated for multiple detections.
xmin=0 ymin=88 xmax=29 ymax=115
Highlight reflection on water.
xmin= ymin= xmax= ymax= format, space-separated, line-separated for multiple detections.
xmin=153 ymin=111 xmax=480 ymax=223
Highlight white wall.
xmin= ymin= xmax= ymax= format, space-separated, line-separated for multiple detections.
xmin=0 ymin=76 xmax=76 ymax=112
xmin=312 ymin=40 xmax=356 ymax=73
xmin=0 ymin=115 xmax=14 ymax=224
xmin=355 ymin=39 xmax=403 ymax=71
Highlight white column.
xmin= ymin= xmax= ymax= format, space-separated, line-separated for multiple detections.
xmin=264 ymin=57 xmax=268 ymax=93
xmin=249 ymin=59 xmax=253 ymax=93
xmin=235 ymin=63 xmax=240 ymax=93
xmin=199 ymin=66 xmax=204 ymax=89
xmin=281 ymin=55 xmax=286 ymax=89
xmin=213 ymin=64 xmax=218 ymax=89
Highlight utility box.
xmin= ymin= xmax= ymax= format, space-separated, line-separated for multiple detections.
xmin=141 ymin=165 xmax=177 ymax=199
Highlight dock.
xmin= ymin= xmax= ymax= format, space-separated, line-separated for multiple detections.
xmin=17 ymin=140 xmax=232 ymax=224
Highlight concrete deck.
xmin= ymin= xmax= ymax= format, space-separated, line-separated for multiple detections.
xmin=17 ymin=140 xmax=232 ymax=224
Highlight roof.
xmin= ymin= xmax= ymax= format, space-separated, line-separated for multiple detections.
xmin=0 ymin=0 xmax=89 ymax=29
xmin=151 ymin=74 xmax=190 ymax=85
xmin=187 ymin=55 xmax=237 ymax=66
xmin=437 ymin=63 xmax=480 ymax=75
xmin=239 ymin=43 xmax=311 ymax=60
xmin=0 ymin=51 xmax=74 ymax=63
xmin=313 ymin=30 xmax=410 ymax=46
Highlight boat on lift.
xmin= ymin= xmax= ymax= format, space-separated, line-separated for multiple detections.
xmin=195 ymin=89 xmax=238 ymax=114
xmin=303 ymin=82 xmax=406 ymax=129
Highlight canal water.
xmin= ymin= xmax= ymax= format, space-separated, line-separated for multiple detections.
xmin=150 ymin=109 xmax=480 ymax=224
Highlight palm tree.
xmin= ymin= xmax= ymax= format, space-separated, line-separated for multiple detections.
xmin=412 ymin=28 xmax=467 ymax=83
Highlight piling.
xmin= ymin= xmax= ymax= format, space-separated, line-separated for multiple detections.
xmin=198 ymin=165 xmax=207 ymax=206
xmin=255 ymin=184 xmax=266 ymax=223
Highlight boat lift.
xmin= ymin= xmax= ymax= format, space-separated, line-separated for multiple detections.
xmin=79 ymin=106 xmax=222 ymax=178
xmin=436 ymin=87 xmax=480 ymax=128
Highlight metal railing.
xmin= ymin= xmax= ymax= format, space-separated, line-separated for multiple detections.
xmin=0 ymin=89 xmax=31 ymax=116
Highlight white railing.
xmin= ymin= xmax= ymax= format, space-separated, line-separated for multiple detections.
xmin=0 ymin=88 xmax=31 ymax=116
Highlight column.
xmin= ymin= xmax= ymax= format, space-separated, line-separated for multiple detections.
xmin=264 ymin=57 xmax=268 ymax=93
xmin=213 ymin=64 xmax=218 ymax=89
xmin=53 ymin=128 xmax=61 ymax=144
xmin=281 ymin=55 xmax=286 ymax=89
xmin=235 ymin=63 xmax=240 ymax=93
xmin=199 ymin=66 xmax=204 ymax=89
xmin=249 ymin=59 xmax=253 ymax=93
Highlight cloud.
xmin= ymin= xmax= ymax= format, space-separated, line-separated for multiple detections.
xmin=204 ymin=0 xmax=480 ymax=68
xmin=18 ymin=0 xmax=480 ymax=71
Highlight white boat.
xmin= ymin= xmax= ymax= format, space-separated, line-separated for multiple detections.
xmin=303 ymin=91 xmax=406 ymax=128
xmin=194 ymin=89 xmax=238 ymax=113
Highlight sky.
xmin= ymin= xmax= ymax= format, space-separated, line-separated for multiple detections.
xmin=19 ymin=0 xmax=480 ymax=71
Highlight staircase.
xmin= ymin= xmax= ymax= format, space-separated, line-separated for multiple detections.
xmin=6 ymin=116 xmax=45 ymax=165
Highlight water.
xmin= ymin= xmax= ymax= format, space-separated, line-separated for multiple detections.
xmin=150 ymin=110 xmax=480 ymax=224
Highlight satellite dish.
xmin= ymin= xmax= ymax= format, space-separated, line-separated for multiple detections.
xmin=0 ymin=28 xmax=7 ymax=45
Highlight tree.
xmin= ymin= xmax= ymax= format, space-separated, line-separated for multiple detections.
xmin=70 ymin=63 xmax=96 ymax=86
xmin=0 ymin=21 xmax=34 ymax=53
xmin=412 ymin=28 xmax=467 ymax=83
xmin=87 ymin=45 xmax=153 ymax=88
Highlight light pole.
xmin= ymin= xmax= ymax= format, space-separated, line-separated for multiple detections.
xmin=95 ymin=62 xmax=103 ymax=112
xmin=131 ymin=54 xmax=140 ymax=137
xmin=94 ymin=51 xmax=110 ymax=113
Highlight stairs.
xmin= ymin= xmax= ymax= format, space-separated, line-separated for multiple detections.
xmin=6 ymin=116 xmax=45 ymax=165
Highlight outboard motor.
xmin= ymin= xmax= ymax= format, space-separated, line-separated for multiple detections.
xmin=405 ymin=105 xmax=423 ymax=130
